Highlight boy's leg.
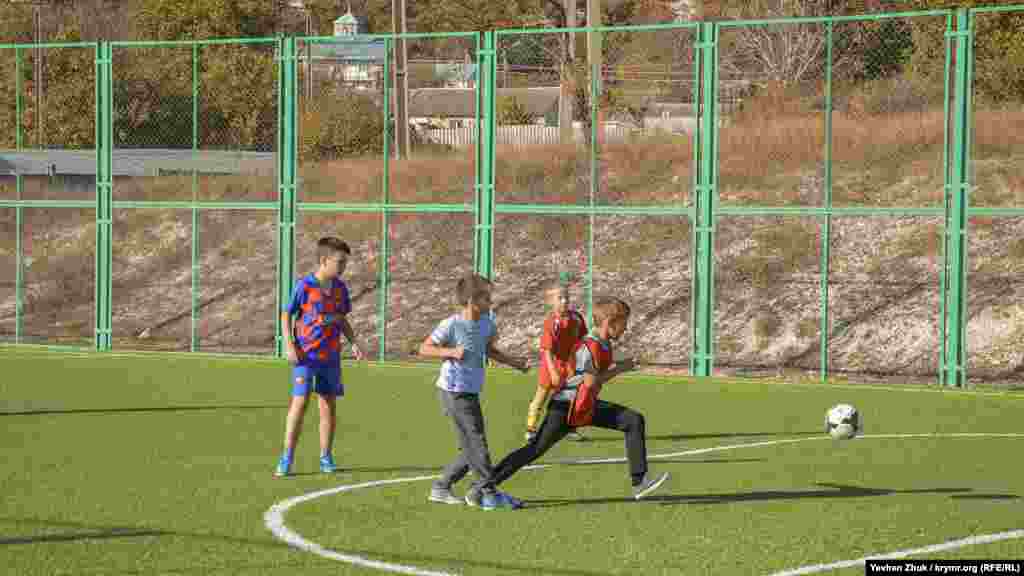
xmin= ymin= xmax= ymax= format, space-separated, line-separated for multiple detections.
xmin=435 ymin=389 xmax=471 ymax=490
xmin=278 ymin=367 xmax=313 ymax=475
xmin=525 ymin=386 xmax=551 ymax=438
xmin=315 ymin=357 xmax=343 ymax=464
xmin=590 ymin=400 xmax=648 ymax=485
xmin=283 ymin=394 xmax=309 ymax=455
xmin=317 ymin=393 xmax=337 ymax=463
xmin=445 ymin=393 xmax=498 ymax=496
xmin=492 ymin=402 xmax=571 ymax=486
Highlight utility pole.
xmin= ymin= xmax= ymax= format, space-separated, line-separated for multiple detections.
xmin=587 ymin=0 xmax=602 ymax=147
xmin=305 ymin=9 xmax=312 ymax=110
xmin=391 ymin=0 xmax=410 ymax=158
xmin=11 ymin=0 xmax=50 ymax=147
xmin=34 ymin=4 xmax=41 ymax=147
xmin=558 ymin=0 xmax=575 ymax=143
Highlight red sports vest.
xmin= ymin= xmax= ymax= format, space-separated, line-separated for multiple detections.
xmin=566 ymin=336 xmax=613 ymax=427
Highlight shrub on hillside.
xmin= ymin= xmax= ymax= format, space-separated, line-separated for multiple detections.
xmin=300 ymin=88 xmax=385 ymax=162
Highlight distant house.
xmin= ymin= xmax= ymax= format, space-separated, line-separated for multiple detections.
xmin=433 ymin=59 xmax=477 ymax=89
xmin=407 ymin=87 xmax=701 ymax=133
xmin=408 ymin=87 xmax=561 ymax=129
xmin=309 ymin=9 xmax=387 ymax=91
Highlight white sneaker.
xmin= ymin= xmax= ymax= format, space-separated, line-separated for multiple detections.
xmin=428 ymin=486 xmax=462 ymax=505
xmin=633 ymin=472 xmax=669 ymax=500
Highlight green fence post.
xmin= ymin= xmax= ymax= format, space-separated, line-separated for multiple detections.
xmin=14 ymin=47 xmax=23 ymax=344
xmin=14 ymin=178 xmax=22 ymax=344
xmin=378 ymin=37 xmax=391 ymax=361
xmin=276 ymin=37 xmax=298 ymax=359
xmin=820 ymin=20 xmax=834 ymax=383
xmin=191 ymin=42 xmax=200 ymax=353
xmin=474 ymin=30 xmax=496 ymax=281
xmin=690 ymin=21 xmax=717 ymax=378
xmin=942 ymin=8 xmax=971 ymax=388
xmin=95 ymin=41 xmax=113 ymax=351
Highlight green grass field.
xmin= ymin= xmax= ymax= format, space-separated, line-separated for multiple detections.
xmin=1 ymin=348 xmax=1022 ymax=576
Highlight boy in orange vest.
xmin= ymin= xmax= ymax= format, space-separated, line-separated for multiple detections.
xmin=525 ymin=274 xmax=587 ymax=442
xmin=490 ymin=296 xmax=669 ymax=502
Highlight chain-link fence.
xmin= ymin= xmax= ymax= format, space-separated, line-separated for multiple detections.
xmin=103 ymin=40 xmax=279 ymax=353
xmin=1 ymin=42 xmax=96 ymax=347
xmin=965 ymin=6 xmax=1024 ymax=384
xmin=2 ymin=6 xmax=1023 ymax=386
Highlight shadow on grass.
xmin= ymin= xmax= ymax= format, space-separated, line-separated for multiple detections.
xmin=283 ymin=458 xmax=760 ymax=478
xmin=1 ymin=517 xmax=315 ymax=575
xmin=2 ymin=515 xmax=616 ymax=576
xmin=0 ymin=405 xmax=281 ymax=417
xmin=0 ymin=516 xmax=287 ymax=550
xmin=949 ymin=493 xmax=1019 ymax=501
xmin=280 ymin=465 xmax=443 ymax=478
xmin=541 ymin=457 xmax=767 ymax=468
xmin=580 ymin=430 xmax=823 ymax=444
xmin=525 ymin=483 xmax=974 ymax=509
xmin=0 ymin=528 xmax=166 ymax=546
xmin=338 ymin=547 xmax=617 ymax=576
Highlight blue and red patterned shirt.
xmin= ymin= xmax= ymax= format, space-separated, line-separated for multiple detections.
xmin=285 ymin=274 xmax=351 ymax=361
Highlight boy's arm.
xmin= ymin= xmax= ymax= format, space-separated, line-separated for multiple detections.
xmin=280 ymin=311 xmax=298 ymax=363
xmin=580 ymin=360 xmax=635 ymax=394
xmin=541 ymin=349 xmax=561 ymax=385
xmin=336 ymin=316 xmax=365 ymax=360
xmin=419 ymin=318 xmax=463 ymax=360
xmin=487 ymin=341 xmax=529 ymax=373
xmin=418 ymin=336 xmax=464 ymax=360
xmin=539 ymin=317 xmax=562 ymax=384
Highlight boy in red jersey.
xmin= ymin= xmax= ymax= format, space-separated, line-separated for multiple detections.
xmin=491 ymin=296 xmax=669 ymax=501
xmin=525 ymin=274 xmax=587 ymax=442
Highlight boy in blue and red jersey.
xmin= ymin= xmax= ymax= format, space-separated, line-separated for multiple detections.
xmin=275 ymin=237 xmax=365 ymax=477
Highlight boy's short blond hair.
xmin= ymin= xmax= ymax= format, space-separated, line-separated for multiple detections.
xmin=592 ymin=296 xmax=631 ymax=324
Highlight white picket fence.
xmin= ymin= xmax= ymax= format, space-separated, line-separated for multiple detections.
xmin=418 ymin=122 xmax=693 ymax=149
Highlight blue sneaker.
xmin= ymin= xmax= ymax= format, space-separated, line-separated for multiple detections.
xmin=464 ymin=490 xmax=498 ymax=511
xmin=319 ymin=454 xmax=337 ymax=474
xmin=496 ymin=491 xmax=524 ymax=510
xmin=275 ymin=456 xmax=291 ymax=477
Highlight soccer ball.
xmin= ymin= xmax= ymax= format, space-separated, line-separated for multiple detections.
xmin=825 ymin=404 xmax=861 ymax=440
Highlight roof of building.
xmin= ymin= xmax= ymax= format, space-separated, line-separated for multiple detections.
xmin=311 ymin=38 xmax=387 ymax=61
xmin=334 ymin=12 xmax=358 ymax=25
xmin=0 ymin=149 xmax=275 ymax=177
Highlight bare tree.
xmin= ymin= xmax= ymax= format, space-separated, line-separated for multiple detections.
xmin=717 ymin=0 xmax=833 ymax=87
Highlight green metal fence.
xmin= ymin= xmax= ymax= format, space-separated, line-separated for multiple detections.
xmin=2 ymin=6 xmax=1023 ymax=386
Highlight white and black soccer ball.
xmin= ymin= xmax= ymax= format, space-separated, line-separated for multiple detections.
xmin=825 ymin=404 xmax=861 ymax=440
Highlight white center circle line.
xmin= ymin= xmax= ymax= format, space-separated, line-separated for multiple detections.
xmin=265 ymin=433 xmax=1024 ymax=575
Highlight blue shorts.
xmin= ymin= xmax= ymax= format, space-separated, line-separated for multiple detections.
xmin=291 ymin=352 xmax=343 ymax=397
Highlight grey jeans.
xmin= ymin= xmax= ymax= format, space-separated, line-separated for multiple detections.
xmin=435 ymin=389 xmax=497 ymax=495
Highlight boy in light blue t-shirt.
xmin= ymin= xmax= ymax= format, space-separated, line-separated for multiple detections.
xmin=418 ymin=273 xmax=529 ymax=511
